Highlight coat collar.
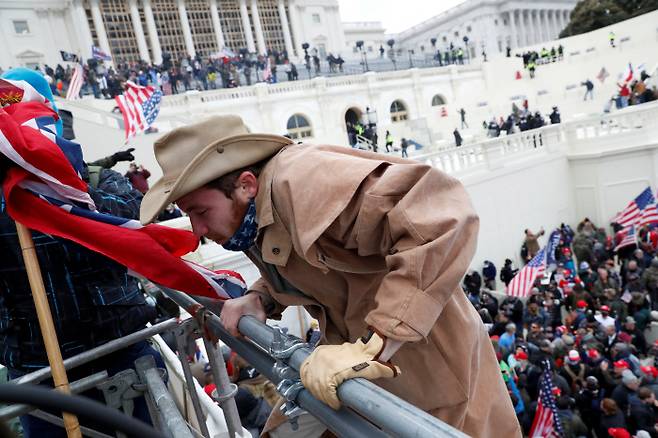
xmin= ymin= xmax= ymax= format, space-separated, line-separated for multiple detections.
xmin=254 ymin=149 xmax=292 ymax=267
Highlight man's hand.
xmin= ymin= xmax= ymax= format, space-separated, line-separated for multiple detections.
xmin=112 ymin=148 xmax=135 ymax=163
xmin=219 ymin=293 xmax=266 ymax=337
xmin=300 ymin=331 xmax=400 ymax=410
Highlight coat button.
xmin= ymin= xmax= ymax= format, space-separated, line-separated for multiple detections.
xmin=272 ymin=247 xmax=280 ymax=255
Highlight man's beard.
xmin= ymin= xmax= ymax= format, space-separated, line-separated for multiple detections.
xmin=209 ymin=196 xmax=250 ymax=244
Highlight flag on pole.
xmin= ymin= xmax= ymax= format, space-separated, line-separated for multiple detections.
xmin=596 ymin=67 xmax=609 ymax=83
xmin=60 ymin=51 xmax=79 ymax=63
xmin=65 ymin=64 xmax=84 ymax=100
xmin=262 ymin=58 xmax=272 ymax=82
xmin=91 ymin=45 xmax=112 ymax=61
xmin=612 ymin=187 xmax=656 ymax=228
xmin=622 ymin=62 xmax=634 ymax=83
xmin=115 ymin=81 xmax=162 ymax=140
xmin=615 ymin=224 xmax=637 ymax=251
xmin=507 ymin=247 xmax=546 ymax=297
xmin=529 ymin=361 xmax=564 ymax=438
xmin=640 ymin=201 xmax=658 ymax=228
xmin=545 ymin=230 xmax=562 ymax=270
xmin=0 ymin=79 xmax=245 ymax=300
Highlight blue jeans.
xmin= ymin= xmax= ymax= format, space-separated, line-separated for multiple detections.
xmin=9 ymin=340 xmax=164 ymax=438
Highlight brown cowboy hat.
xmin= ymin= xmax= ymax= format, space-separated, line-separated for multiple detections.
xmin=140 ymin=115 xmax=293 ymax=224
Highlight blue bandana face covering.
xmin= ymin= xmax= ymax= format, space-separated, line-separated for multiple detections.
xmin=222 ymin=199 xmax=258 ymax=251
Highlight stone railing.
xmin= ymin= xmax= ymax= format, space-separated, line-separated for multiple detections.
xmin=413 ymin=99 xmax=658 ymax=175
xmin=414 ymin=123 xmax=562 ymax=174
xmin=158 ymin=64 xmax=472 ymax=108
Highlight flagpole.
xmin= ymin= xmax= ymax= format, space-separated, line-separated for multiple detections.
xmin=15 ymin=222 xmax=82 ymax=438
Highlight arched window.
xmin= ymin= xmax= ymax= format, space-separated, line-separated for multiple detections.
xmin=390 ymin=100 xmax=408 ymax=122
xmin=286 ymin=114 xmax=313 ymax=139
xmin=431 ymin=94 xmax=447 ymax=106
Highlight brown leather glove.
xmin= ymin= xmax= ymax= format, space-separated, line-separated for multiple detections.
xmin=300 ymin=331 xmax=400 ymax=410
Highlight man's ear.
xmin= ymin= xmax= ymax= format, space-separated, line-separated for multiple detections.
xmin=236 ymin=171 xmax=259 ymax=198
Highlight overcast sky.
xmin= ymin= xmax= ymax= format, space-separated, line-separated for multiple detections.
xmin=337 ymin=0 xmax=468 ymax=34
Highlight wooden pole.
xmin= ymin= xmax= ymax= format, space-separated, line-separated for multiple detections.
xmin=15 ymin=222 xmax=82 ymax=438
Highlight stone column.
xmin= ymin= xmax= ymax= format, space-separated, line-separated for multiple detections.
xmin=278 ymin=0 xmax=295 ymax=57
xmin=532 ymin=10 xmax=540 ymax=44
xmin=517 ymin=10 xmax=527 ymax=46
xmin=250 ymin=0 xmax=267 ymax=54
xmin=142 ymin=0 xmax=162 ymax=64
xmin=89 ymin=0 xmax=112 ymax=58
xmin=238 ymin=0 xmax=256 ymax=53
xmin=540 ymin=10 xmax=549 ymax=42
xmin=287 ymin=0 xmax=304 ymax=58
xmin=209 ymin=0 xmax=226 ymax=50
xmin=508 ymin=10 xmax=518 ymax=49
xmin=552 ymin=10 xmax=561 ymax=39
xmin=563 ymin=10 xmax=570 ymax=30
xmin=128 ymin=0 xmax=150 ymax=62
xmin=71 ymin=0 xmax=94 ymax=59
xmin=177 ymin=0 xmax=195 ymax=57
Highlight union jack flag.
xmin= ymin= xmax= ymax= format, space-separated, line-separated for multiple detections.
xmin=115 ymin=81 xmax=162 ymax=140
xmin=612 ymin=187 xmax=657 ymax=228
xmin=529 ymin=361 xmax=564 ymax=438
xmin=0 ymin=79 xmax=245 ymax=300
xmin=507 ymin=247 xmax=546 ymax=297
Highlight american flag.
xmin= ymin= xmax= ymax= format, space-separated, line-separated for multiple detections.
xmin=615 ymin=224 xmax=637 ymax=251
xmin=529 ymin=361 xmax=564 ymax=438
xmin=0 ymin=79 xmax=245 ymax=300
xmin=507 ymin=247 xmax=546 ymax=297
xmin=612 ymin=187 xmax=656 ymax=228
xmin=115 ymin=81 xmax=162 ymax=140
xmin=65 ymin=64 xmax=84 ymax=100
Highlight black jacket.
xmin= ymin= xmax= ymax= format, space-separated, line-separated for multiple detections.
xmin=0 ymin=168 xmax=155 ymax=370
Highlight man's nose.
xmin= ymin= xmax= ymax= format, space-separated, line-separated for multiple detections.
xmin=190 ymin=218 xmax=207 ymax=238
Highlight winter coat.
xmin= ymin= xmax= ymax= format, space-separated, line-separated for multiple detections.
xmin=248 ymin=144 xmax=521 ymax=437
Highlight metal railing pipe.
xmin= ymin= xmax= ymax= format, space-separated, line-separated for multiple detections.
xmin=158 ymin=286 xmax=387 ymax=438
xmin=135 ymin=355 xmax=194 ymax=438
xmin=158 ymin=286 xmax=467 ymax=437
xmin=236 ymin=316 xmax=468 ymax=438
xmin=13 ymin=318 xmax=179 ymax=386
xmin=0 ymin=371 xmax=109 ymax=421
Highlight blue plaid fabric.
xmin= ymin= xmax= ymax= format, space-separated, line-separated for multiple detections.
xmin=0 ymin=168 xmax=155 ymax=370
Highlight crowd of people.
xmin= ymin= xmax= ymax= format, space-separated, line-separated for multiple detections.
xmin=464 ymin=219 xmax=658 ymax=437
xmin=483 ymin=100 xmax=561 ymax=138
xmin=517 ymin=46 xmax=565 ymax=79
xmin=4 ymin=49 xmax=318 ymax=99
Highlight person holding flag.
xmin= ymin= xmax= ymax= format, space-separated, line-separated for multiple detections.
xmin=0 ymin=69 xmax=245 ymax=436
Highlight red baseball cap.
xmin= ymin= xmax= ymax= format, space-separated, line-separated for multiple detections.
xmin=613 ymin=359 xmax=629 ymax=369
xmin=587 ymin=348 xmax=600 ymax=359
xmin=576 ymin=300 xmax=588 ymax=309
xmin=608 ymin=428 xmax=631 ymax=438
xmin=515 ymin=351 xmax=528 ymax=360
xmin=600 ymin=305 xmax=610 ymax=312
xmin=640 ymin=365 xmax=658 ymax=378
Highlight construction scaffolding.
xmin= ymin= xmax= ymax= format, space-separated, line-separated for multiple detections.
xmin=0 ymin=282 xmax=467 ymax=438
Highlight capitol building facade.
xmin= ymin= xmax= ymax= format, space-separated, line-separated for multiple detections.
xmin=0 ymin=0 xmax=577 ymax=69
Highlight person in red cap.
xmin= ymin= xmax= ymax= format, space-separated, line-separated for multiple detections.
xmin=595 ymin=305 xmax=616 ymax=329
xmin=561 ymin=349 xmax=586 ymax=392
xmin=570 ymin=299 xmax=589 ymax=331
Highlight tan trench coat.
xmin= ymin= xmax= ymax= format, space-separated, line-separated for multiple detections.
xmin=247 ymin=144 xmax=521 ymax=437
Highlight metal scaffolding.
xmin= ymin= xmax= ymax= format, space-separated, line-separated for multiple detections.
xmin=0 ymin=282 xmax=468 ymax=438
